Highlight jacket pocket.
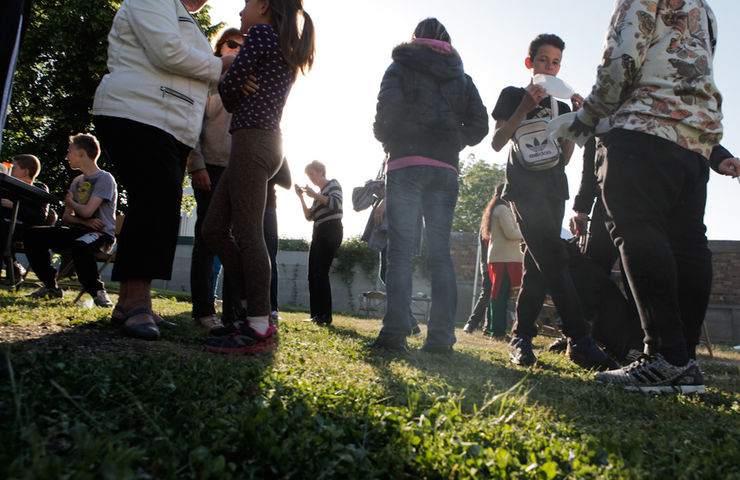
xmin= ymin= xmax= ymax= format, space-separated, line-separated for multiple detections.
xmin=160 ymin=86 xmax=194 ymax=105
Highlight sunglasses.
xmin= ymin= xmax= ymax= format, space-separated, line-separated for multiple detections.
xmin=225 ymin=39 xmax=243 ymax=49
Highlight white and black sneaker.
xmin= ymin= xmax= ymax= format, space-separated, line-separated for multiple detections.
xmin=594 ymin=353 xmax=706 ymax=394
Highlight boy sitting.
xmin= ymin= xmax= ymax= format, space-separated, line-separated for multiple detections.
xmin=491 ymin=33 xmax=615 ymax=371
xmin=0 ymin=154 xmax=50 ymax=279
xmin=24 ymin=133 xmax=117 ymax=307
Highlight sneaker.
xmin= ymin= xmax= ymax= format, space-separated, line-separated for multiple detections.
xmin=270 ymin=311 xmax=280 ymax=328
xmin=567 ymin=334 xmax=619 ymax=371
xmin=547 ymin=336 xmax=568 ymax=353
xmin=26 ymin=286 xmax=63 ymax=299
xmin=594 ymin=354 xmax=706 ymax=394
xmin=462 ymin=321 xmax=477 ymax=334
xmin=369 ymin=335 xmax=408 ymax=353
xmin=420 ymin=343 xmax=453 ymax=355
xmin=621 ymin=348 xmax=643 ymax=366
xmin=410 ymin=325 xmax=422 ymax=338
xmin=509 ymin=336 xmax=536 ymax=366
xmin=209 ymin=321 xmax=242 ymax=337
xmin=93 ymin=290 xmax=114 ymax=308
xmin=204 ymin=323 xmax=277 ymax=355
xmin=303 ymin=314 xmax=332 ymax=326
xmin=197 ymin=314 xmax=223 ymax=330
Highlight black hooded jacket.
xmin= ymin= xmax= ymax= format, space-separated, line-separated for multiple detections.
xmin=373 ymin=41 xmax=489 ymax=170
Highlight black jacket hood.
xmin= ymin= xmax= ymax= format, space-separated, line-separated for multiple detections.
xmin=391 ymin=41 xmax=464 ymax=81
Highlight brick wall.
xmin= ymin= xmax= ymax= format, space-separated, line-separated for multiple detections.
xmin=709 ymin=241 xmax=740 ymax=305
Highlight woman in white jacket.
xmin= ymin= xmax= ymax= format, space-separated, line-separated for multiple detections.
xmin=93 ymin=0 xmax=231 ymax=340
xmin=481 ymin=183 xmax=523 ymax=339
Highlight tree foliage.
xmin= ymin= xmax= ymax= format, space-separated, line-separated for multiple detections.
xmin=452 ymin=154 xmax=506 ymax=233
xmin=0 ymin=0 xmax=221 ymax=209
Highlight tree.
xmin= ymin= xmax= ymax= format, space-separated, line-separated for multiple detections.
xmin=452 ymin=154 xmax=506 ymax=233
xmin=0 ymin=0 xmax=221 ymax=208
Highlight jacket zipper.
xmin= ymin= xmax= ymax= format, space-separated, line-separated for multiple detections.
xmin=160 ymin=86 xmax=194 ymax=105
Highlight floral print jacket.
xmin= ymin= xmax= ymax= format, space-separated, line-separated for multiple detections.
xmin=578 ymin=0 xmax=723 ymax=159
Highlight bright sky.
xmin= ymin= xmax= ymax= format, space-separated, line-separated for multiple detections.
xmin=208 ymin=0 xmax=740 ymax=241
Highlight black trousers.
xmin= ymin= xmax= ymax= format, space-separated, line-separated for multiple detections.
xmin=468 ymin=235 xmax=492 ymax=327
xmin=598 ymin=129 xmax=712 ymax=362
xmin=308 ymin=219 xmax=342 ymax=318
xmin=510 ymin=197 xmax=588 ymax=340
xmin=24 ymin=226 xmax=112 ymax=295
xmin=94 ymin=116 xmax=190 ymax=281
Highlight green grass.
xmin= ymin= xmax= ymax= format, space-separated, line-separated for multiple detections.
xmin=1 ymin=287 xmax=739 ymax=479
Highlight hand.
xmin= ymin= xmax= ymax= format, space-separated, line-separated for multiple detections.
xmin=522 ymin=82 xmax=548 ymax=112
xmin=303 ymin=186 xmax=318 ymax=199
xmin=570 ymin=93 xmax=584 ymax=111
xmin=220 ymin=54 xmax=235 ymax=74
xmin=191 ymin=169 xmax=211 ymax=191
xmin=718 ymin=157 xmax=740 ymax=178
xmin=85 ymin=218 xmax=105 ymax=230
xmin=241 ymin=75 xmax=259 ymax=96
xmin=64 ymin=190 xmax=74 ymax=206
xmin=0 ymin=198 xmax=13 ymax=209
xmin=373 ymin=200 xmax=386 ymax=226
xmin=569 ymin=212 xmax=589 ymax=236
xmin=294 ymin=184 xmax=304 ymax=196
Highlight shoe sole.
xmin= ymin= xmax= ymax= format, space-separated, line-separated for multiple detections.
xmin=624 ymin=384 xmax=706 ymax=394
xmin=204 ymin=338 xmax=275 ymax=355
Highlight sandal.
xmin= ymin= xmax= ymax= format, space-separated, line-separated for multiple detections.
xmin=119 ymin=307 xmax=161 ymax=341
xmin=112 ymin=305 xmax=176 ymax=329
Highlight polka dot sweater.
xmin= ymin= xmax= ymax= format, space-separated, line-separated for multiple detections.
xmin=219 ymin=24 xmax=295 ymax=133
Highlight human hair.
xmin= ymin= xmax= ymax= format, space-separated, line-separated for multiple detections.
xmin=69 ymin=133 xmax=100 ymax=161
xmin=413 ymin=17 xmax=451 ymax=43
xmin=213 ymin=27 xmax=243 ymax=57
xmin=528 ymin=33 xmax=565 ymax=60
xmin=269 ymin=0 xmax=315 ymax=76
xmin=480 ymin=183 xmax=507 ymax=240
xmin=305 ymin=160 xmax=325 ymax=176
xmin=11 ymin=154 xmax=40 ymax=179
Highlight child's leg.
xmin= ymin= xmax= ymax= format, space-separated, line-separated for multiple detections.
xmin=23 ymin=226 xmax=77 ymax=289
xmin=227 ymin=129 xmax=283 ymax=318
xmin=491 ymin=268 xmax=511 ymax=336
xmin=70 ymin=232 xmax=111 ymax=295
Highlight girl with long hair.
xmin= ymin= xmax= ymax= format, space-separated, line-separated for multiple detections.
xmin=202 ymin=0 xmax=314 ymax=354
xmin=479 ymin=183 xmax=523 ymax=339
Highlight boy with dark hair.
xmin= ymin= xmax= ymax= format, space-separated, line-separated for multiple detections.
xmin=551 ymin=0 xmax=740 ymax=393
xmin=491 ymin=33 xmax=615 ymax=370
xmin=0 ymin=154 xmax=49 ymax=279
xmin=24 ymin=133 xmax=117 ymax=307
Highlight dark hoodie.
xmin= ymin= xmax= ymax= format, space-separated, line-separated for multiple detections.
xmin=373 ymin=40 xmax=488 ymax=170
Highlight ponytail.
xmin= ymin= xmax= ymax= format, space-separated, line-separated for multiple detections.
xmin=271 ymin=0 xmax=315 ymax=78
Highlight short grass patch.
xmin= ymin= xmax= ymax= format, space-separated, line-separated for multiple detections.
xmin=1 ymin=287 xmax=739 ymax=479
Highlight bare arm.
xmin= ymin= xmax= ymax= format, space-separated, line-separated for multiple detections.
xmin=492 ymin=84 xmax=547 ymax=151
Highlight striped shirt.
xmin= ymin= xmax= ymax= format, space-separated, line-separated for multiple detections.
xmin=309 ymin=179 xmax=343 ymax=226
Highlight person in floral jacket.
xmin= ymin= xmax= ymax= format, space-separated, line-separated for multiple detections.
xmin=554 ymin=0 xmax=740 ymax=393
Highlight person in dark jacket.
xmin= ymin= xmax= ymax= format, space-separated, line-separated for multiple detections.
xmin=370 ymin=18 xmax=488 ymax=354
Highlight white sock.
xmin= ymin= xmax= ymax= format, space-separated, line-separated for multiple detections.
xmin=248 ymin=315 xmax=270 ymax=335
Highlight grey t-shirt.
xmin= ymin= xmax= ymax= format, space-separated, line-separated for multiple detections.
xmin=69 ymin=170 xmax=117 ymax=238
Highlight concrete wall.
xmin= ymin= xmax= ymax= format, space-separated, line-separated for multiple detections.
xmin=96 ymin=231 xmax=740 ymax=341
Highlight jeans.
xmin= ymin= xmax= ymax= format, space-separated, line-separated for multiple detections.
xmin=598 ymin=129 xmax=712 ymax=363
xmin=379 ymin=166 xmax=459 ymax=347
xmin=468 ymin=235 xmax=492 ymax=327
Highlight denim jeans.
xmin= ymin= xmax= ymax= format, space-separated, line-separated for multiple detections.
xmin=379 ymin=166 xmax=459 ymax=347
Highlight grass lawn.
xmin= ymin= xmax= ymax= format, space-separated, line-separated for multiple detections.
xmin=1 ymin=287 xmax=739 ymax=479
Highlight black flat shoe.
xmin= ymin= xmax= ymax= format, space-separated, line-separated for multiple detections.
xmin=119 ymin=307 xmax=161 ymax=341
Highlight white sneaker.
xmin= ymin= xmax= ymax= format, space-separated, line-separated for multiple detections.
xmin=198 ymin=314 xmax=224 ymax=329
xmin=93 ymin=290 xmax=114 ymax=308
